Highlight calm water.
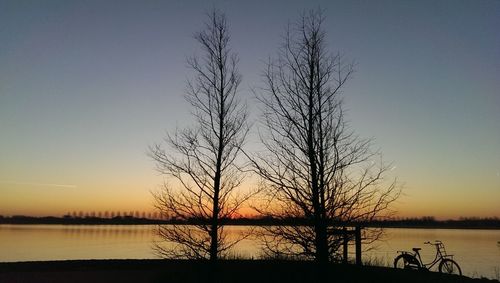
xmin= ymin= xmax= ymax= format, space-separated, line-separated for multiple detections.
xmin=1 ymin=225 xmax=499 ymax=279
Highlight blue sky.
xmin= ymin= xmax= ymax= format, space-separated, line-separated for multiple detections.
xmin=0 ymin=0 xmax=499 ymax=218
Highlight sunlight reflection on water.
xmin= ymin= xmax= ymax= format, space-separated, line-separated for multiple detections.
xmin=1 ymin=225 xmax=499 ymax=279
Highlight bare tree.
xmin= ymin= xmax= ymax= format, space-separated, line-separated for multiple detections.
xmin=149 ymin=9 xmax=249 ymax=261
xmin=251 ymin=10 xmax=400 ymax=262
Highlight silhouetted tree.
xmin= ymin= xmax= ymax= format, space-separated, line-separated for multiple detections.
xmin=251 ymin=10 xmax=399 ymax=262
xmin=150 ymin=9 xmax=250 ymax=261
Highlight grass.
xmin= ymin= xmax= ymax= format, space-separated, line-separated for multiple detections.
xmin=1 ymin=259 xmax=499 ymax=283
xmin=494 ymin=266 xmax=500 ymax=281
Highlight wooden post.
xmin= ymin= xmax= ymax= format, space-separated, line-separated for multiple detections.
xmin=342 ymin=227 xmax=348 ymax=264
xmin=355 ymin=226 xmax=362 ymax=266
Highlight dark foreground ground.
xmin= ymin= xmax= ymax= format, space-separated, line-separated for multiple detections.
xmin=0 ymin=259 xmax=497 ymax=283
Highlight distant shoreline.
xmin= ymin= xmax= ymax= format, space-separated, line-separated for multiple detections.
xmin=1 ymin=216 xmax=499 ymax=230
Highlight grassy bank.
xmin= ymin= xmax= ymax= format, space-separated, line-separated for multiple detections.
xmin=0 ymin=259 xmax=497 ymax=283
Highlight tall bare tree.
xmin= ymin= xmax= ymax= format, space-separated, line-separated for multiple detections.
xmin=251 ymin=10 xmax=399 ymax=262
xmin=149 ymin=9 xmax=249 ymax=261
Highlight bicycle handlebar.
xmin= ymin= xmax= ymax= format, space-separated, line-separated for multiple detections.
xmin=424 ymin=240 xmax=442 ymax=245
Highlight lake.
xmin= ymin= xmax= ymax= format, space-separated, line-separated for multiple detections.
xmin=1 ymin=224 xmax=499 ymax=279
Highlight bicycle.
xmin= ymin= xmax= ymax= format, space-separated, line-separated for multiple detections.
xmin=393 ymin=240 xmax=462 ymax=276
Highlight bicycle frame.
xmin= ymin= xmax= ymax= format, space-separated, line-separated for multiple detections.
xmin=398 ymin=240 xmax=451 ymax=270
xmin=414 ymin=243 xmax=441 ymax=270
xmin=395 ymin=240 xmax=462 ymax=276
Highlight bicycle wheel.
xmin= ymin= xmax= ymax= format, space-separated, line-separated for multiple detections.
xmin=439 ymin=259 xmax=462 ymax=276
xmin=394 ymin=254 xmax=420 ymax=270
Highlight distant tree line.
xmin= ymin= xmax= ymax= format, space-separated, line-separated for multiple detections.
xmin=1 ymin=214 xmax=499 ymax=229
xmin=365 ymin=216 xmax=500 ymax=229
xmin=63 ymin=211 xmax=163 ymax=220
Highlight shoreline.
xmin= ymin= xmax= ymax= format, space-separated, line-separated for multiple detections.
xmin=1 ymin=259 xmax=498 ymax=283
xmin=1 ymin=222 xmax=500 ymax=230
xmin=1 ymin=214 xmax=499 ymax=230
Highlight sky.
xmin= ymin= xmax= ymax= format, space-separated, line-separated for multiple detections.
xmin=0 ymin=0 xmax=499 ymax=219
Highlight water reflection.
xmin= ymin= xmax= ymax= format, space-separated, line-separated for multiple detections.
xmin=1 ymin=225 xmax=499 ymax=279
xmin=58 ymin=225 xmax=154 ymax=239
xmin=0 ymin=224 xmax=158 ymax=262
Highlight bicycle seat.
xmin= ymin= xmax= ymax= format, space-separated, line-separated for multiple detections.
xmin=412 ymin=248 xmax=421 ymax=252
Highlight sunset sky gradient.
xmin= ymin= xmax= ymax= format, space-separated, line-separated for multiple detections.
xmin=1 ymin=0 xmax=499 ymax=219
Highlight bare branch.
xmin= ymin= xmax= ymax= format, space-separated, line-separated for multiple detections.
xmin=252 ymin=9 xmax=400 ymax=262
xmin=149 ymin=9 xmax=252 ymax=261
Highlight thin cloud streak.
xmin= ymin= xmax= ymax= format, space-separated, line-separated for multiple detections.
xmin=0 ymin=181 xmax=77 ymax=189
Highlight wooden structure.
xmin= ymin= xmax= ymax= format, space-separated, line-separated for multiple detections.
xmin=340 ymin=226 xmax=362 ymax=265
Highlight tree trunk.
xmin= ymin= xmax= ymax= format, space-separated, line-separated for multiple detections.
xmin=210 ymin=144 xmax=222 ymax=261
